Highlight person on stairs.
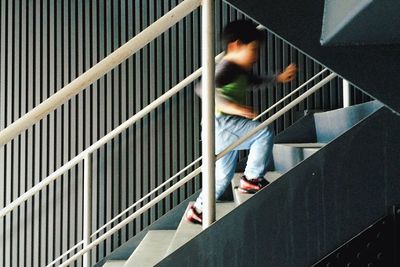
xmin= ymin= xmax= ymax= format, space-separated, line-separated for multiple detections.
xmin=186 ymin=19 xmax=297 ymax=224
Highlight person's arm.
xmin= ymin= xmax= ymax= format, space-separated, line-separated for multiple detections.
xmin=249 ymin=63 xmax=297 ymax=91
xmin=248 ymin=74 xmax=277 ymax=90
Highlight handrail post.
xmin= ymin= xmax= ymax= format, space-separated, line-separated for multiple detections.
xmin=202 ymin=0 xmax=216 ymax=229
xmin=343 ymin=79 xmax=351 ymax=107
xmin=83 ymin=154 xmax=93 ymax=267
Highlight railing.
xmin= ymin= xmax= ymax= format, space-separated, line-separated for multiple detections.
xmin=49 ymin=68 xmax=334 ymax=267
xmin=57 ymin=72 xmax=337 ymax=267
xmin=0 ymin=0 xmax=202 ymax=147
xmin=0 ymin=0 xmax=338 ymax=265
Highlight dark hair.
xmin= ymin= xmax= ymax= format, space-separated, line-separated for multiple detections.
xmin=221 ymin=19 xmax=264 ymax=50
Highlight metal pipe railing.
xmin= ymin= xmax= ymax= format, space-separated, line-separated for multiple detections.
xmin=216 ymin=73 xmax=337 ymax=160
xmin=254 ymin=68 xmax=329 ymax=121
xmin=83 ymin=154 xmax=93 ymax=267
xmin=2 ymin=14 xmax=267 ymax=221
xmin=90 ymin=156 xmax=202 ymax=238
xmin=0 ymin=0 xmax=202 ymax=147
xmin=0 ymin=52 xmax=224 ymax=219
xmin=2 ymin=46 xmax=330 ymax=267
xmin=58 ymin=72 xmax=337 ymax=267
xmin=201 ymin=0 xmax=216 ymax=229
xmin=46 ymin=241 xmax=84 ymax=267
xmin=343 ymin=79 xmax=351 ymax=107
xmin=84 ymin=63 xmax=327 ymax=238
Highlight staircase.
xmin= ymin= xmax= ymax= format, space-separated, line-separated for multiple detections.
xmin=1 ymin=1 xmax=399 ymax=266
xmin=99 ymin=100 xmax=391 ymax=267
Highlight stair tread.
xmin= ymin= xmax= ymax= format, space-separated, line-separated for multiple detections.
xmin=232 ymin=172 xmax=282 ymax=205
xmin=103 ymin=260 xmax=126 ymax=267
xmin=274 ymin=143 xmax=326 ymax=148
xmin=124 ymin=230 xmax=175 ymax=267
xmin=273 ymin=143 xmax=325 ymax=173
xmin=231 ymin=172 xmax=282 ymax=187
xmin=166 ymin=201 xmax=236 ymax=255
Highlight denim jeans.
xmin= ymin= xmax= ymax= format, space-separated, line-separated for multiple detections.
xmin=194 ymin=115 xmax=274 ymax=210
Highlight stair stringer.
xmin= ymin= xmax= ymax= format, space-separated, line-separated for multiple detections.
xmin=156 ymin=107 xmax=400 ymax=267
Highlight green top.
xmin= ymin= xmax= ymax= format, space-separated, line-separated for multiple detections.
xmin=195 ymin=60 xmax=275 ymax=117
xmin=216 ymin=74 xmax=248 ymax=116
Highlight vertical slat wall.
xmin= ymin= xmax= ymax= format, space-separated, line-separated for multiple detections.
xmin=0 ymin=0 xmax=373 ymax=266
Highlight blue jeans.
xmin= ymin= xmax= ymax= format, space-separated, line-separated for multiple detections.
xmin=194 ymin=115 xmax=274 ymax=210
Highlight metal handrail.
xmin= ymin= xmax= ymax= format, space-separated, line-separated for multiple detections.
xmin=90 ymin=156 xmax=203 ymax=238
xmin=254 ymin=68 xmax=329 ymax=120
xmin=46 ymin=241 xmax=84 ymax=267
xmin=0 ymin=0 xmax=202 ymax=147
xmin=90 ymin=67 xmax=330 ymax=237
xmin=45 ymin=65 xmax=330 ymax=266
xmin=58 ymin=72 xmax=337 ymax=267
xmin=0 ymin=51 xmax=224 ymax=219
xmin=0 ymin=11 xmax=270 ymax=222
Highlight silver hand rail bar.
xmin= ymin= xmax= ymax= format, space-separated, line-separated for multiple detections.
xmin=0 ymin=0 xmax=202 ymax=147
xmin=58 ymin=73 xmax=337 ymax=267
xmin=0 ymin=52 xmax=223 ymax=219
xmin=46 ymin=241 xmax=84 ymax=267
xmin=0 ymin=19 xmax=267 ymax=221
xmin=90 ymin=156 xmax=203 ymax=238
xmin=90 ymin=67 xmax=328 ymax=237
xmin=254 ymin=68 xmax=329 ymax=121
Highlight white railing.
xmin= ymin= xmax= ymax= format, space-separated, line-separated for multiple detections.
xmin=0 ymin=49 xmax=334 ymax=267
xmin=202 ymin=0 xmax=216 ymax=229
xmin=0 ymin=54 xmax=224 ymax=219
xmin=58 ymin=72 xmax=337 ymax=267
xmin=81 ymin=68 xmax=333 ymax=241
xmin=0 ymin=0 xmax=202 ymax=147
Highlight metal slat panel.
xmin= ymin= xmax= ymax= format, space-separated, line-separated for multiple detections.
xmin=0 ymin=3 xmax=5 ymax=263
xmin=134 ymin=0 xmax=142 ymax=235
xmin=148 ymin=0 xmax=157 ymax=223
xmin=126 ymin=0 xmax=135 ymax=240
xmin=141 ymin=0 xmax=150 ymax=229
xmin=17 ymin=1 xmax=28 ymax=265
xmin=4 ymin=1 xmax=12 ymax=265
xmin=118 ymin=0 xmax=129 ymax=245
xmin=155 ymin=1 xmax=165 ymax=218
xmin=170 ymin=0 xmax=179 ymax=208
xmin=53 ymin=0 xmax=63 ymax=263
xmin=46 ymin=35 xmax=55 ymax=258
xmin=162 ymin=0 xmax=171 ymax=212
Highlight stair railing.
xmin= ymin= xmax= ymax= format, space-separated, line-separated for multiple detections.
xmin=0 ymin=0 xmax=202 ymax=147
xmin=0 ymin=44 xmax=334 ymax=267
xmin=57 ymin=72 xmax=337 ymax=267
xmin=88 ymin=67 xmax=330 ymax=241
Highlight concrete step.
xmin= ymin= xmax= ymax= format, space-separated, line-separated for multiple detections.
xmin=124 ymin=230 xmax=175 ymax=267
xmin=303 ymin=147 xmax=319 ymax=159
xmin=103 ymin=260 xmax=126 ymax=267
xmin=166 ymin=201 xmax=236 ymax=256
xmin=232 ymin=172 xmax=282 ymax=205
xmin=273 ymin=143 xmax=325 ymax=173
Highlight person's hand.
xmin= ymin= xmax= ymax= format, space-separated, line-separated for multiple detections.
xmin=276 ymin=63 xmax=297 ymax=83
